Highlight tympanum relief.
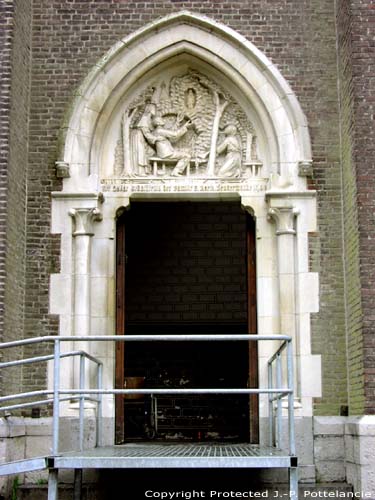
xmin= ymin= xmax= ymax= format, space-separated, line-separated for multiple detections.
xmin=112 ymin=70 xmax=263 ymax=181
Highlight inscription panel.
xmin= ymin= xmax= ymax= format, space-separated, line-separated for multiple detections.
xmin=101 ymin=178 xmax=268 ymax=194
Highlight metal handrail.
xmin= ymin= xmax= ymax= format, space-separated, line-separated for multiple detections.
xmin=0 ymin=334 xmax=295 ymax=458
xmin=0 ymin=334 xmax=291 ymax=349
xmin=0 ymin=350 xmax=102 ymax=369
xmin=0 ymin=396 xmax=99 ymax=413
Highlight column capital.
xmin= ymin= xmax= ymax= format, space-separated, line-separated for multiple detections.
xmin=267 ymin=206 xmax=299 ymax=235
xmin=69 ymin=207 xmax=102 ymax=236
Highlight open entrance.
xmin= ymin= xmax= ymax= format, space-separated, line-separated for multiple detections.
xmin=115 ymin=202 xmax=258 ymax=444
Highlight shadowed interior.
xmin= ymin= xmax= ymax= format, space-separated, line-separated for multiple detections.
xmin=122 ymin=202 xmax=250 ymax=441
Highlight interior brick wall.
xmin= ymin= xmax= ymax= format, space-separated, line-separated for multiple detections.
xmin=125 ymin=202 xmax=247 ymax=326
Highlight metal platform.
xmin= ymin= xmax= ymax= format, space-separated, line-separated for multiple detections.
xmin=50 ymin=443 xmax=297 ymax=469
xmin=0 ymin=334 xmax=299 ymax=499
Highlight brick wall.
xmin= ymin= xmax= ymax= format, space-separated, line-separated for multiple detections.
xmin=304 ymin=0 xmax=348 ymax=415
xmin=125 ymin=202 xmax=247 ymax=325
xmin=0 ymin=0 xmax=14 ymax=388
xmin=24 ymin=0 xmax=348 ymax=413
xmin=336 ymin=0 xmax=365 ymax=415
xmin=0 ymin=0 xmax=31 ymax=396
xmin=349 ymin=0 xmax=375 ymax=414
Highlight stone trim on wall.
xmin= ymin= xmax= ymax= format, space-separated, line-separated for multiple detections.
xmin=49 ymin=12 xmax=319 ymax=439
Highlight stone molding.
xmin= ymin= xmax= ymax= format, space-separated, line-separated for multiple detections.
xmin=69 ymin=208 xmax=102 ymax=236
xmin=267 ymin=206 xmax=299 ymax=235
xmin=52 ymin=192 xmax=100 ymax=200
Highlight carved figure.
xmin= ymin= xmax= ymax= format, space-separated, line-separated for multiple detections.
xmin=132 ymin=101 xmax=157 ymax=175
xmin=138 ymin=100 xmax=157 ymax=129
xmin=142 ymin=115 xmax=192 ymax=176
xmin=217 ymin=125 xmax=242 ymax=177
xmin=185 ymin=88 xmax=197 ymax=110
xmin=113 ymin=69 xmax=260 ymax=179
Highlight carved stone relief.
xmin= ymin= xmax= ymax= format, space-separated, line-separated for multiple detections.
xmin=112 ymin=69 xmax=263 ymax=180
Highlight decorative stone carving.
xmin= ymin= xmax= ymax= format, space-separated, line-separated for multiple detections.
xmin=298 ymin=160 xmax=313 ymax=177
xmin=143 ymin=114 xmax=193 ymax=176
xmin=269 ymin=172 xmax=294 ymax=190
xmin=112 ymin=69 xmax=262 ymax=180
xmin=267 ymin=207 xmax=299 ymax=235
xmin=69 ymin=208 xmax=102 ymax=236
xmin=216 ymin=124 xmax=242 ymax=177
xmin=55 ymin=161 xmax=70 ymax=178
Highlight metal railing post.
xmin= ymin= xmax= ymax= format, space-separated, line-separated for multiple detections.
xmin=276 ymin=353 xmax=282 ymax=449
xmin=79 ymin=354 xmax=85 ymax=452
xmin=96 ymin=363 xmax=103 ymax=448
xmin=48 ymin=468 xmax=59 ymax=500
xmin=52 ymin=339 xmax=60 ymax=456
xmin=267 ymin=362 xmax=273 ymax=447
xmin=287 ymin=339 xmax=296 ymax=456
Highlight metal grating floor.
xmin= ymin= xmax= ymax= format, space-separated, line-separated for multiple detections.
xmin=53 ymin=443 xmax=296 ymax=469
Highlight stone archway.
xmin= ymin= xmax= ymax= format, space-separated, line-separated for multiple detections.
xmin=50 ymin=12 xmax=320 ymax=461
xmin=56 ymin=10 xmax=312 ymax=182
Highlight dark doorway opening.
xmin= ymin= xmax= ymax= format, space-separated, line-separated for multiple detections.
xmin=116 ymin=202 xmax=258 ymax=443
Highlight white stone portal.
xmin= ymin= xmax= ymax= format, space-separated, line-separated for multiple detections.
xmin=50 ymin=11 xmax=320 ymax=444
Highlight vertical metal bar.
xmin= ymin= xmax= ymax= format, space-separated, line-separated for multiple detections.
xmin=48 ymin=468 xmax=58 ymax=500
xmin=96 ymin=363 xmax=103 ymax=448
xmin=73 ymin=469 xmax=82 ymax=500
xmin=289 ymin=466 xmax=298 ymax=500
xmin=287 ymin=339 xmax=296 ymax=456
xmin=154 ymin=395 xmax=158 ymax=434
xmin=52 ymin=339 xmax=60 ymax=455
xmin=79 ymin=354 xmax=85 ymax=452
xmin=276 ymin=353 xmax=282 ymax=449
xmin=267 ymin=362 xmax=273 ymax=447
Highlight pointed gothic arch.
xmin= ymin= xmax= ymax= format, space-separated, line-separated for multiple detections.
xmin=57 ymin=11 xmax=312 ymax=189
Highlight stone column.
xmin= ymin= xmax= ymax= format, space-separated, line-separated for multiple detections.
xmin=267 ymin=206 xmax=299 ymax=340
xmin=69 ymin=208 xmax=102 ymax=337
xmin=69 ymin=208 xmax=102 ymax=405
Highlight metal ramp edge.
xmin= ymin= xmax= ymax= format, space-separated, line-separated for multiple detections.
xmin=50 ymin=443 xmax=298 ymax=469
xmin=0 ymin=444 xmax=298 ymax=475
xmin=52 ymin=454 xmax=295 ymax=469
xmin=0 ymin=457 xmax=47 ymax=476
